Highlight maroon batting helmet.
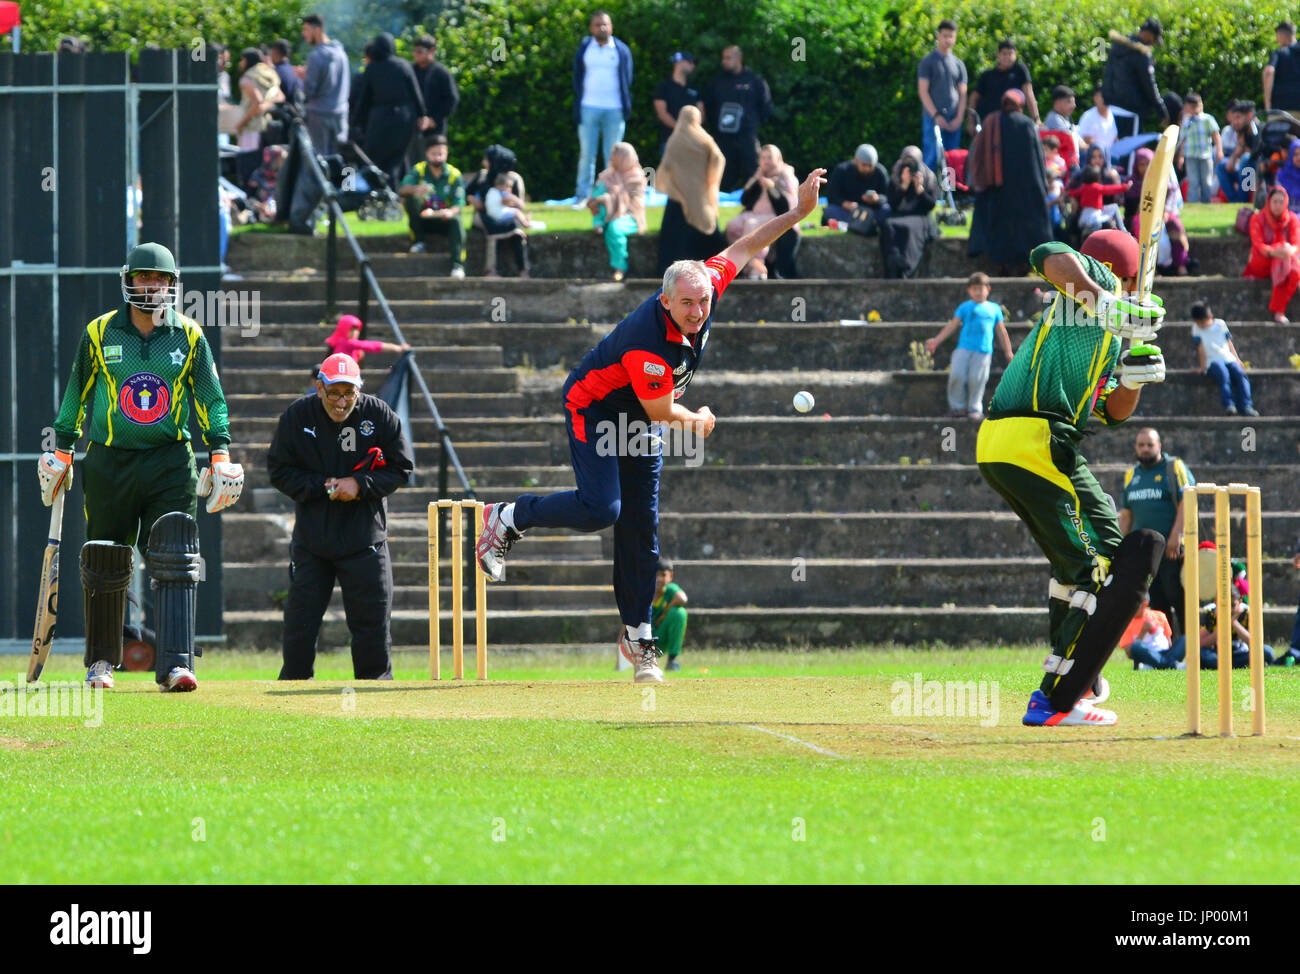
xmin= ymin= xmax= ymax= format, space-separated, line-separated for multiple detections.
xmin=1080 ymin=230 xmax=1140 ymax=279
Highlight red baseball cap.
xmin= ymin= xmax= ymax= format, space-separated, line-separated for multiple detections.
xmin=318 ymin=352 xmax=363 ymax=387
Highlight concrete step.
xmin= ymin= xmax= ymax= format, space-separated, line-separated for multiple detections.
xmin=220 ymin=345 xmax=504 ymax=370
xmin=253 ymin=298 xmax=484 ymax=324
xmin=222 ymin=604 xmax=1300 ymax=649
xmin=221 ymin=367 xmax=520 ymax=396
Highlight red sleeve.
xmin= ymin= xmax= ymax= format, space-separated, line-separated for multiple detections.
xmin=1100 ymin=182 xmax=1129 ymax=197
xmin=1067 ymin=185 xmax=1085 ymax=199
xmin=620 ymin=349 xmax=673 ymax=400
xmin=352 ymin=339 xmax=388 ymax=353
xmin=703 ymin=255 xmax=738 ymax=299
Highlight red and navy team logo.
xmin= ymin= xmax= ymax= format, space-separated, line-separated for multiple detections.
xmin=119 ymin=372 xmax=171 ymax=425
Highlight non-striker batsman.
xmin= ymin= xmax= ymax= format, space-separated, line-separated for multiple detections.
xmin=977 ymin=231 xmax=1167 ymax=726
xmin=37 ymin=243 xmax=243 ymax=692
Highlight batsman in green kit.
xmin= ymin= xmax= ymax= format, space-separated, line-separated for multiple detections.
xmin=976 ymin=232 xmax=1168 ymax=727
xmin=36 ymin=244 xmax=245 ymax=693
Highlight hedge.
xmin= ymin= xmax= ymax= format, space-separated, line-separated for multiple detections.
xmin=15 ymin=0 xmax=1298 ymax=198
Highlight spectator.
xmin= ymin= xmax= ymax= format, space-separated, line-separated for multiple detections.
xmin=1043 ymin=85 xmax=1080 ymax=151
xmin=1077 ymin=143 xmax=1121 ymax=184
xmin=923 ymin=271 xmax=1013 ymax=419
xmin=822 ymin=144 xmax=890 ymax=234
xmin=1264 ymin=21 xmax=1300 ymax=113
xmin=1276 ymin=137 xmax=1300 ymax=209
xmin=269 ymin=39 xmax=301 ymax=108
xmin=466 ymin=145 xmax=531 ymax=278
xmin=1077 ymin=86 xmax=1119 ymax=156
xmin=1286 ymin=540 xmax=1300 ymax=666
xmin=247 ymin=145 xmax=289 ymax=222
xmin=268 ymin=353 xmax=414 ymax=681
xmin=1123 ymin=599 xmax=1175 ymax=670
xmin=571 ymin=10 xmax=633 ymax=207
xmin=655 ymin=105 xmax=726 ymax=274
xmin=486 ymin=172 xmax=534 ymax=231
xmin=1102 ymin=17 xmax=1170 ymax=129
xmin=588 ymin=141 xmax=647 ymax=282
xmin=880 ymin=146 xmax=940 ymax=279
xmin=1217 ymin=100 xmax=1259 ymax=203
xmin=1118 ymin=427 xmax=1194 ymax=638
xmin=1124 ymin=147 xmax=1189 ymax=276
xmin=57 ymin=36 xmax=87 ymax=54
xmin=652 ymin=558 xmax=689 ymax=673
xmin=966 ymin=89 xmax=1052 ymax=274
xmin=725 ymin=144 xmax=800 ymax=279
xmin=298 ymin=13 xmax=350 ymax=156
xmin=653 ymin=52 xmax=704 ymax=160
xmin=232 ymin=49 xmax=283 ymax=153
xmin=1179 ymin=92 xmax=1221 ymax=203
xmin=324 ymin=315 xmax=409 ymax=365
xmin=1243 ymin=185 xmax=1300 ymax=323
xmin=399 ymin=135 xmax=466 ymax=278
xmin=1188 ymin=586 xmax=1275 ymax=670
xmin=704 ymin=45 xmax=773 ymax=192
xmin=412 ymin=34 xmax=459 ymax=139
xmin=1068 ymin=166 xmax=1129 ymax=237
xmin=969 ymin=39 xmax=1038 ymax=124
xmin=1190 ymin=301 xmax=1257 ymax=416
xmin=917 ymin=19 xmax=967 ymax=171
xmin=354 ymin=33 xmax=425 ymax=190
xmin=212 ymin=43 xmax=233 ymax=105
xmin=1042 ymin=136 xmax=1068 ymax=232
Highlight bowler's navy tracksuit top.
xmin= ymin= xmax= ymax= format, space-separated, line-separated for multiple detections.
xmin=513 ymin=254 xmax=737 ymax=626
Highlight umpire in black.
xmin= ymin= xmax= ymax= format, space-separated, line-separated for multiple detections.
xmin=268 ymin=352 xmax=413 ymax=679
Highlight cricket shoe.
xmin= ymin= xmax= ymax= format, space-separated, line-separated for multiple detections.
xmin=1021 ymin=689 xmax=1117 ymax=727
xmin=1082 ymin=676 xmax=1110 ymax=706
xmin=620 ymin=630 xmax=663 ymax=684
xmin=85 ymin=660 xmax=114 ymax=689
xmin=159 ymin=666 xmax=198 ymax=693
xmin=475 ymin=502 xmax=522 ymax=582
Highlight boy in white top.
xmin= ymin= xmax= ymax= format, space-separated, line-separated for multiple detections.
xmin=1191 ymin=301 xmax=1258 ymax=416
xmin=1077 ymin=86 xmax=1118 ymax=155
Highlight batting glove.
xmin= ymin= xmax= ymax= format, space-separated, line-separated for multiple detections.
xmin=1118 ymin=345 xmax=1167 ymax=390
xmin=1095 ymin=291 xmax=1165 ymax=341
xmin=197 ymin=450 xmax=245 ymax=513
xmin=37 ymin=449 xmax=73 ymax=506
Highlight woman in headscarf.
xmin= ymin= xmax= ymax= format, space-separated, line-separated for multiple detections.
xmin=879 ymin=145 xmax=940 ymax=279
xmin=466 ymin=144 xmax=530 ymax=277
xmin=354 ymin=33 xmax=426 ymax=190
xmin=656 ymin=105 xmax=727 ymax=274
xmin=587 ymin=142 xmax=647 ymax=282
xmin=1244 ymin=185 xmax=1300 ymax=322
xmin=966 ymin=89 xmax=1052 ymax=274
xmin=1275 ymin=138 xmax=1300 ymax=211
xmin=232 ymin=48 xmax=284 ymax=154
xmin=1122 ymin=147 xmax=1190 ymax=275
xmin=724 ymin=144 xmax=801 ymax=279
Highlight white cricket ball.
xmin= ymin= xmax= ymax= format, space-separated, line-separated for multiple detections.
xmin=793 ymin=391 xmax=815 ymax=413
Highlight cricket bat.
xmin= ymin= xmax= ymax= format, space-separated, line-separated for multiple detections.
xmin=27 ymin=491 xmax=66 ymax=682
xmin=1135 ymin=124 xmax=1181 ymax=304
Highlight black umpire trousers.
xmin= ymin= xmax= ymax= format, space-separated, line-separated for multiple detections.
xmin=280 ymin=540 xmax=394 ymax=680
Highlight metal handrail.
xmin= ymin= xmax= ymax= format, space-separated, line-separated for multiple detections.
xmin=291 ymin=121 xmax=476 ymax=509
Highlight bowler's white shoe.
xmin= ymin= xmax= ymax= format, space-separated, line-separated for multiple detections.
xmin=620 ymin=630 xmax=663 ymax=684
xmin=475 ymin=503 xmax=522 ymax=582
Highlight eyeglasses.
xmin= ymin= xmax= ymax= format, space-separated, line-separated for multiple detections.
xmin=321 ymin=385 xmax=359 ymax=402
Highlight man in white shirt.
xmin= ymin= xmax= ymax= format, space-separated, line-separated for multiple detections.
xmin=1078 ymin=85 xmax=1119 ymax=157
xmin=571 ymin=10 xmax=634 ymax=206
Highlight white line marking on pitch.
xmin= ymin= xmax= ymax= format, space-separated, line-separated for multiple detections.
xmin=745 ymin=724 xmax=846 ymax=759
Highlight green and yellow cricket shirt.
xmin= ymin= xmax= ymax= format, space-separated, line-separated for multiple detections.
xmin=53 ymin=305 xmax=231 ymax=453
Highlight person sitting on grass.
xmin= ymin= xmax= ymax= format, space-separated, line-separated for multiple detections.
xmin=1191 ymin=301 xmax=1257 ymax=416
xmin=588 ymin=141 xmax=647 ymax=282
xmin=924 ymin=271 xmax=1014 ymax=420
xmin=1122 ymin=598 xmax=1173 ymax=670
xmin=1187 ymin=587 xmax=1275 ymax=670
xmin=399 ymin=135 xmax=466 ymax=278
xmin=652 ymin=558 xmax=688 ymax=673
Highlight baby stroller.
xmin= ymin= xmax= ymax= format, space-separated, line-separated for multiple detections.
xmin=935 ymin=110 xmax=980 ymax=225
xmin=1251 ymin=109 xmax=1300 ymax=205
xmin=328 ymin=141 xmax=403 ymax=223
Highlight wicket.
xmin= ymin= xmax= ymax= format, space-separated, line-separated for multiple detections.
xmin=1182 ymin=483 xmax=1265 ymax=736
xmin=428 ymin=500 xmax=487 ymax=680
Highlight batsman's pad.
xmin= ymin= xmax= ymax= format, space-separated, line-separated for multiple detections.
xmin=1045 ymin=529 xmax=1164 ymax=712
xmin=80 ymin=541 xmax=134 ymax=668
xmin=148 ymin=512 xmax=201 ymax=680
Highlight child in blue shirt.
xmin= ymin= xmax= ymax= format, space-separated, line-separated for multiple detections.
xmin=925 ymin=272 xmax=1015 ymax=418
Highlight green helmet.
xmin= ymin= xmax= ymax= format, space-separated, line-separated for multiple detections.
xmin=121 ymin=242 xmax=180 ymax=311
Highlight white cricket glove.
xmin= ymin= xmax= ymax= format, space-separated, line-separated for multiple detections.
xmin=1095 ymin=291 xmax=1165 ymax=341
xmin=37 ymin=449 xmax=73 ymax=506
xmin=198 ymin=450 xmax=245 ymax=513
xmin=1118 ymin=345 xmax=1167 ymax=390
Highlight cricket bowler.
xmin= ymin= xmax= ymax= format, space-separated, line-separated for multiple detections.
xmin=477 ymin=169 xmax=827 ymax=683
xmin=976 ymin=231 xmax=1167 ymax=726
xmin=37 ymin=243 xmax=243 ymax=692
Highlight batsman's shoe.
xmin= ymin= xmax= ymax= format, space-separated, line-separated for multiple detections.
xmin=1082 ymin=676 xmax=1111 ymax=706
xmin=620 ymin=631 xmax=664 ymax=684
xmin=475 ymin=503 xmax=522 ymax=582
xmin=1022 ymin=689 xmax=1117 ymax=727
xmin=159 ymin=666 xmax=198 ymax=693
xmin=85 ymin=660 xmax=114 ymax=689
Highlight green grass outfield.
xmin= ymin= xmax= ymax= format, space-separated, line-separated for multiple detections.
xmin=2 ymin=647 xmax=1296 ymax=884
